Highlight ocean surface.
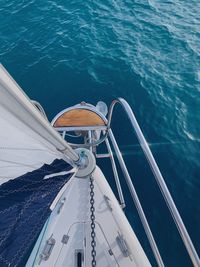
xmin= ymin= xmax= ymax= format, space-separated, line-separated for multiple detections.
xmin=0 ymin=0 xmax=200 ymax=266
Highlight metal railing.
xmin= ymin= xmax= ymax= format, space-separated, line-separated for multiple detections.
xmin=105 ymin=137 xmax=126 ymax=209
xmin=31 ymin=100 xmax=48 ymax=121
xmin=106 ymin=98 xmax=200 ymax=267
xmin=51 ymin=98 xmax=199 ymax=267
xmin=108 ymin=129 xmax=165 ymax=267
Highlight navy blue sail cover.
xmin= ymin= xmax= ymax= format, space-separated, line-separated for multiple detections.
xmin=0 ymin=159 xmax=74 ymax=267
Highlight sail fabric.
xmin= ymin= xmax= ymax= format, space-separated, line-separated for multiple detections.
xmin=0 ymin=158 xmax=74 ymax=267
xmin=0 ymin=64 xmax=78 ymax=185
xmin=0 ymin=66 xmax=78 ymax=265
xmin=0 ymin=104 xmax=63 ymax=184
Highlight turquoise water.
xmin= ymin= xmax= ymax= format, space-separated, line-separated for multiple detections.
xmin=0 ymin=0 xmax=200 ymax=266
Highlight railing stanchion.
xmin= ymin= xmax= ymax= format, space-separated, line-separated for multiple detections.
xmin=105 ymin=138 xmax=126 ymax=208
xmin=109 ymin=129 xmax=165 ymax=267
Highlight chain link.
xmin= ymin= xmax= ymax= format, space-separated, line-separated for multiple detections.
xmin=90 ymin=176 xmax=96 ymax=267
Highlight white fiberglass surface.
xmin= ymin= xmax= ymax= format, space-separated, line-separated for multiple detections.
xmin=26 ymin=166 xmax=151 ymax=267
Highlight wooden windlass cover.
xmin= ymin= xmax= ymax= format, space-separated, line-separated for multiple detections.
xmin=53 ymin=107 xmax=106 ymax=128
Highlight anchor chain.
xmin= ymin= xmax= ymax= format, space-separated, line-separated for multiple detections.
xmin=90 ymin=176 xmax=96 ymax=267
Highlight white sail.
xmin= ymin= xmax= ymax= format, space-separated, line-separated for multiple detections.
xmin=0 ymin=64 xmax=77 ymax=185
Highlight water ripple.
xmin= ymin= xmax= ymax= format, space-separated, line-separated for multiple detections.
xmin=0 ymin=1 xmax=199 ymax=265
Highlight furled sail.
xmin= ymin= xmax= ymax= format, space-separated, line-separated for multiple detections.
xmin=0 ymin=64 xmax=78 ymax=184
xmin=0 ymin=65 xmax=76 ymax=266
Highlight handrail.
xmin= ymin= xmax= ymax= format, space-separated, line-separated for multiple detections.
xmin=31 ymin=100 xmax=48 ymax=121
xmin=109 ymin=129 xmax=165 ymax=267
xmin=105 ymin=137 xmax=125 ymax=209
xmin=107 ymin=98 xmax=200 ymax=267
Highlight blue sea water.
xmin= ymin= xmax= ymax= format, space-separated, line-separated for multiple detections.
xmin=0 ymin=0 xmax=200 ymax=266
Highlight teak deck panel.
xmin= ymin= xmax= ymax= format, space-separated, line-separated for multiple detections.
xmin=53 ymin=109 xmax=106 ymax=127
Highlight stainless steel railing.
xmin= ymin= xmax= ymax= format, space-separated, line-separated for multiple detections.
xmin=108 ymin=129 xmax=165 ymax=267
xmin=51 ymin=97 xmax=199 ymax=267
xmin=107 ymin=98 xmax=200 ymax=267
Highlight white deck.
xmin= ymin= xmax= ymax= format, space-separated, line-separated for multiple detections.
xmin=26 ymin=166 xmax=151 ymax=267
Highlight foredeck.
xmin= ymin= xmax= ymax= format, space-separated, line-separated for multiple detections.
xmin=26 ymin=167 xmax=151 ymax=267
